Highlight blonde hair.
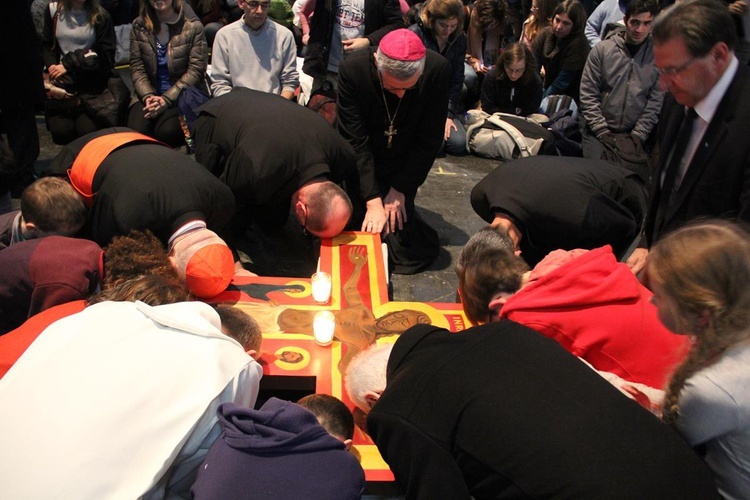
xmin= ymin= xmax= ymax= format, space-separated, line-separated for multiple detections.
xmin=646 ymin=220 xmax=750 ymax=424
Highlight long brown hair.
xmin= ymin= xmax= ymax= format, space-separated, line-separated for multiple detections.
xmin=140 ymin=0 xmax=183 ymax=33
xmin=421 ymin=0 xmax=465 ymax=38
xmin=522 ymin=0 xmax=558 ymax=44
xmin=646 ymin=221 xmax=750 ymax=424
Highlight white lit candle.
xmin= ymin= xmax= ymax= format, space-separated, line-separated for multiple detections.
xmin=313 ymin=310 xmax=336 ymax=346
xmin=310 ymin=271 xmax=332 ymax=304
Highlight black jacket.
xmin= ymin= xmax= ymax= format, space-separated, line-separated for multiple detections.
xmin=46 ymin=127 xmax=235 ymax=245
xmin=42 ymin=3 xmax=116 ymax=94
xmin=337 ymin=49 xmax=450 ymax=201
xmin=471 ymin=156 xmax=647 ymax=266
xmin=644 ymin=63 xmax=750 ymax=245
xmin=480 ymin=66 xmax=543 ymax=116
xmin=369 ymin=322 xmax=720 ymax=499
xmin=409 ymin=21 xmax=467 ymax=119
xmin=194 ymin=88 xmax=357 ymax=208
xmin=302 ymin=0 xmax=403 ymax=78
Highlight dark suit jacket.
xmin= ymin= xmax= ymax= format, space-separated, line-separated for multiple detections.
xmin=46 ymin=128 xmax=236 ymax=246
xmin=368 ymin=323 xmax=719 ymax=499
xmin=194 ymin=88 xmax=357 ymax=207
xmin=645 ymin=63 xmax=750 ymax=245
xmin=470 ymin=156 xmax=647 ymax=266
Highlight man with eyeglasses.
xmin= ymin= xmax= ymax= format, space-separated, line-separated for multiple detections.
xmin=337 ymin=29 xmax=450 ymax=275
xmin=210 ymin=0 xmax=298 ymax=99
xmin=626 ymin=0 xmax=750 ymax=275
xmin=579 ymin=0 xmax=663 ymax=168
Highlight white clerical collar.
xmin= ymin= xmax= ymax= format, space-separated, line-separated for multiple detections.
xmin=694 ymin=55 xmax=738 ymax=125
xmin=168 ymin=220 xmax=207 ymax=247
xmin=10 ymin=212 xmax=24 ymax=245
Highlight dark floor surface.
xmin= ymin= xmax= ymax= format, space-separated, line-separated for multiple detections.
xmin=31 ymin=103 xmax=499 ymax=305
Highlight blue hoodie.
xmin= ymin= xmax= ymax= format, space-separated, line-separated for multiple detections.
xmin=191 ymin=398 xmax=365 ymax=499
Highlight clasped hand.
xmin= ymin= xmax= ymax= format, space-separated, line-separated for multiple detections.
xmin=47 ymin=64 xmax=68 ymax=83
xmin=143 ymin=95 xmax=168 ymax=119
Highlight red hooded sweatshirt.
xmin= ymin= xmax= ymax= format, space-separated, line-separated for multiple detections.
xmin=499 ymin=246 xmax=688 ymax=388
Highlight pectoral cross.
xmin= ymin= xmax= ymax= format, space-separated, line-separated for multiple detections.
xmin=384 ymin=124 xmax=397 ymax=149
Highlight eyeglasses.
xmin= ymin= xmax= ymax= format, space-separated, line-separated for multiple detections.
xmin=245 ymin=1 xmax=270 ymax=9
xmin=656 ymin=55 xmax=700 ymax=76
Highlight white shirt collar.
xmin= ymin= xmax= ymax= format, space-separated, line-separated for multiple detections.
xmin=694 ymin=55 xmax=738 ymax=124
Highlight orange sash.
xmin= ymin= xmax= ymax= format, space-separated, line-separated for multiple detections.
xmin=68 ymin=132 xmax=162 ymax=206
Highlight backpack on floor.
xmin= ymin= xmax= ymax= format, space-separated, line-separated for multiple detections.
xmin=306 ymin=80 xmax=337 ymax=126
xmin=465 ymin=110 xmax=556 ymax=160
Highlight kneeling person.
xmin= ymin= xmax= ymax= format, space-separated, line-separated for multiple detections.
xmin=191 ymin=397 xmax=365 ymax=499
xmin=346 ymin=325 xmax=719 ymax=498
xmin=0 ymin=298 xmax=262 ymax=498
xmin=46 ymin=128 xmax=237 ymax=298
xmin=194 ymin=88 xmax=356 ymax=238
xmin=337 ymin=29 xmax=450 ymax=274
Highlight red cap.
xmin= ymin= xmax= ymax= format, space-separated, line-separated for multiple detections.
xmin=171 ymin=228 xmax=234 ymax=298
xmin=379 ymin=29 xmax=426 ymax=61
xmin=185 ymin=243 xmax=235 ymax=298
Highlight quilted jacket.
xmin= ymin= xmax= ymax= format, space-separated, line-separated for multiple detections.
xmin=129 ymin=4 xmax=207 ymax=106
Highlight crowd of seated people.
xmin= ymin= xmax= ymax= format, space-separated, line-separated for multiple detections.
xmin=1 ymin=0 xmax=749 ymax=497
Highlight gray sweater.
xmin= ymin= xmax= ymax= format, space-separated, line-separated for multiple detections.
xmin=210 ymin=17 xmax=298 ymax=97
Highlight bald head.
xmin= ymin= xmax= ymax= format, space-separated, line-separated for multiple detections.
xmin=295 ymin=180 xmax=353 ymax=238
